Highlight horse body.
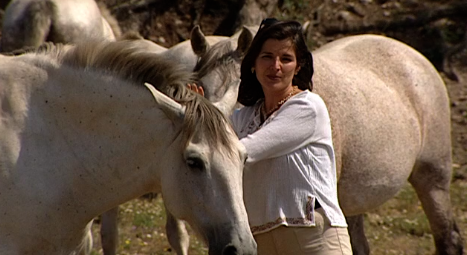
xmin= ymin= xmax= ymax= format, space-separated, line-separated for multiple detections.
xmin=313 ymin=35 xmax=448 ymax=213
xmin=0 ymin=41 xmax=256 ymax=255
xmin=312 ymin=35 xmax=462 ymax=254
xmin=193 ymin=33 xmax=462 ymax=254
xmin=1 ymin=0 xmax=117 ymax=52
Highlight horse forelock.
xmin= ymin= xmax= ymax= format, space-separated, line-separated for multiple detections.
xmin=183 ymin=96 xmax=237 ymax=155
xmin=55 ymin=40 xmax=235 ymax=152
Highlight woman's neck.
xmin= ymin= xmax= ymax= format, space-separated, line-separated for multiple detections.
xmin=262 ymin=85 xmax=300 ymax=119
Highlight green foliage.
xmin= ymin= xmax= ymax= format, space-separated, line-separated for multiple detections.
xmin=133 ymin=213 xmax=158 ymax=228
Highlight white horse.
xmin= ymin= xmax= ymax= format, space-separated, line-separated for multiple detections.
xmin=95 ymin=27 xmax=256 ymax=255
xmin=192 ymin=25 xmax=256 ymax=115
xmin=0 ymin=0 xmax=120 ymax=53
xmin=164 ymin=26 xmax=257 ymax=255
xmin=96 ymin=28 xmax=229 ymax=255
xmin=188 ymin=33 xmax=464 ymax=255
xmin=0 ymin=40 xmax=257 ymax=255
xmin=95 ymin=26 xmax=257 ymax=255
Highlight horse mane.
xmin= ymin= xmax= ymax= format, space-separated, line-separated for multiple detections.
xmin=194 ymin=39 xmax=241 ymax=86
xmin=45 ymin=40 xmax=234 ymax=151
xmin=0 ymin=41 xmax=67 ymax=56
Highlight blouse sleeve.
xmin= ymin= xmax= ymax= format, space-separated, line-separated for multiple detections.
xmin=241 ymin=96 xmax=318 ymax=164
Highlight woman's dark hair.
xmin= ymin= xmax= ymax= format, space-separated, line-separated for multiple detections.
xmin=238 ymin=18 xmax=314 ymax=106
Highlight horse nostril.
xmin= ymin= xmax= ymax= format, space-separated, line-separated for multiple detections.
xmin=222 ymin=245 xmax=238 ymax=255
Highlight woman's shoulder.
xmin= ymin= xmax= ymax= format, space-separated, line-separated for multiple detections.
xmin=284 ymin=90 xmax=330 ymax=117
xmin=296 ymin=89 xmax=323 ymax=100
xmin=290 ymin=90 xmax=326 ymax=106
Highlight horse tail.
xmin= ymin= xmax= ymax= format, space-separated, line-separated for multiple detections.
xmin=1 ymin=1 xmax=53 ymax=52
xmin=441 ymin=32 xmax=467 ymax=82
xmin=97 ymin=2 xmax=122 ymax=40
xmin=19 ymin=1 xmax=53 ymax=47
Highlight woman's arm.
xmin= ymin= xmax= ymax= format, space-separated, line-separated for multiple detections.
xmin=241 ymin=96 xmax=318 ymax=164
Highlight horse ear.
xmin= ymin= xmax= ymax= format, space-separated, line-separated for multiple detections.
xmin=190 ymin=25 xmax=209 ymax=57
xmin=236 ymin=26 xmax=254 ymax=56
xmin=144 ymin=83 xmax=185 ymax=122
xmin=302 ymin=20 xmax=310 ymax=37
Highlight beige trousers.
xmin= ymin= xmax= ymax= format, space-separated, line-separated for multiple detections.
xmin=254 ymin=208 xmax=353 ymax=255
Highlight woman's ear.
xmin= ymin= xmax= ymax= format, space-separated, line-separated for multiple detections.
xmin=295 ymin=66 xmax=301 ymax=75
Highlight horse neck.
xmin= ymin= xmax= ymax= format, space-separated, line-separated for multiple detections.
xmin=23 ymin=68 xmax=177 ymax=219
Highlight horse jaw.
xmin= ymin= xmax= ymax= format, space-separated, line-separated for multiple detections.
xmin=213 ymin=79 xmax=241 ymax=116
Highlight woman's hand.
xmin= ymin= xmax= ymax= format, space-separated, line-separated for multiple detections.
xmin=187 ymin=83 xmax=205 ymax=97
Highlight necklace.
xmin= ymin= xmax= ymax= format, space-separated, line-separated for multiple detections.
xmin=261 ymin=86 xmax=300 ymax=120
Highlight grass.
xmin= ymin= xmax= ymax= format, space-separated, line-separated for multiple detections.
xmin=91 ymin=197 xmax=208 ymax=255
xmin=364 ymin=184 xmax=434 ymax=255
xmin=90 ymin=176 xmax=466 ymax=254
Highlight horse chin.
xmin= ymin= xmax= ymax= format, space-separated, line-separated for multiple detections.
xmin=204 ymin=225 xmax=257 ymax=255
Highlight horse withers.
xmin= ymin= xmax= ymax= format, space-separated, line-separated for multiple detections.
xmin=0 ymin=0 xmax=120 ymax=53
xmin=190 ymin=32 xmax=464 ymax=255
xmin=0 ymin=40 xmax=256 ymax=255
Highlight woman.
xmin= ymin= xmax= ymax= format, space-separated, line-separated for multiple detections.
xmin=191 ymin=18 xmax=352 ymax=255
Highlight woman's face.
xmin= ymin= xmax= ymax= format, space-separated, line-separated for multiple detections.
xmin=254 ymin=38 xmax=300 ymax=93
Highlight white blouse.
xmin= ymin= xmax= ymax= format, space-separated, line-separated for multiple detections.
xmin=231 ymin=90 xmax=348 ymax=235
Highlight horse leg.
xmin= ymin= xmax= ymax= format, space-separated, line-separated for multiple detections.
xmin=100 ymin=207 xmax=119 ymax=255
xmin=346 ymin=215 xmax=370 ymax=255
xmin=165 ymin=209 xmax=190 ymax=255
xmin=409 ymin=162 xmax=464 ymax=255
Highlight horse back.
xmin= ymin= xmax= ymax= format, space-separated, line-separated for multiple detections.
xmin=314 ymin=34 xmax=450 ymax=139
xmin=315 ymin=34 xmax=448 ymax=107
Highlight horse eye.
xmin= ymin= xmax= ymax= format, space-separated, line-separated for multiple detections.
xmin=186 ymin=157 xmax=205 ymax=171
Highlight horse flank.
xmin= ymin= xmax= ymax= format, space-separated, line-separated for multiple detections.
xmin=42 ymin=40 xmax=233 ymax=150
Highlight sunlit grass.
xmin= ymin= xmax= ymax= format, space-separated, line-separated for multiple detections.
xmin=91 ymin=196 xmax=207 ymax=255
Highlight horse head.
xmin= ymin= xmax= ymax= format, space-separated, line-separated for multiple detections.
xmin=192 ymin=26 xmax=255 ymax=116
xmin=143 ymin=82 xmax=256 ymax=254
